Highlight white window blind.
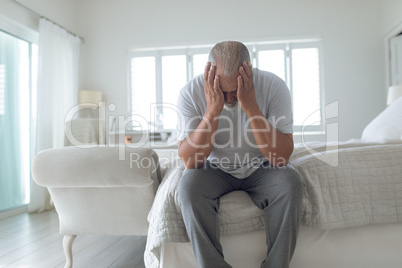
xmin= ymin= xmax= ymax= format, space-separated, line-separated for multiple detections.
xmin=292 ymin=47 xmax=321 ymax=126
xmin=131 ymin=57 xmax=156 ymax=125
xmin=162 ymin=55 xmax=187 ymax=129
xmin=258 ymin=50 xmax=286 ymax=82
xmin=192 ymin=54 xmax=209 ymax=77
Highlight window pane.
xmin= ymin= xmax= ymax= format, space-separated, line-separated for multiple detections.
xmin=292 ymin=48 xmax=321 ymax=126
xmin=193 ymin=54 xmax=209 ymax=77
xmin=258 ymin=50 xmax=286 ymax=81
xmin=131 ymin=57 xmax=156 ymax=124
xmin=162 ymin=55 xmax=187 ymax=129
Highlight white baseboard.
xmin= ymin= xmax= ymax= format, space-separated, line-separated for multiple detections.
xmin=0 ymin=205 xmax=28 ymax=220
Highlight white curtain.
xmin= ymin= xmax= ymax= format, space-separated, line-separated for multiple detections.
xmin=29 ymin=18 xmax=81 ymax=213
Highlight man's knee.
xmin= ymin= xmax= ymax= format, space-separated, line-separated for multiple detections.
xmin=177 ymin=169 xmax=204 ymax=206
xmin=276 ymin=166 xmax=304 ymax=202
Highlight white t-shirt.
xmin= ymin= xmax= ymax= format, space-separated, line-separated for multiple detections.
xmin=176 ymin=68 xmax=293 ymax=179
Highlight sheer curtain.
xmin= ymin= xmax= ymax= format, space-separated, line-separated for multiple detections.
xmin=29 ymin=18 xmax=81 ymax=212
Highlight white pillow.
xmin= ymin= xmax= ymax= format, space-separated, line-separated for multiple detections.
xmin=361 ymin=96 xmax=402 ymax=142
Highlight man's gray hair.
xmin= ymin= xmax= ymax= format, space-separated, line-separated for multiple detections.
xmin=208 ymin=41 xmax=251 ymax=77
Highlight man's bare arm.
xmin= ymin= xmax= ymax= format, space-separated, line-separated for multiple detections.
xmin=246 ymin=111 xmax=294 ymax=166
xmin=178 ymin=62 xmax=223 ymax=169
xmin=237 ymin=61 xmax=294 ymax=166
xmin=178 ymin=112 xmax=219 ymax=169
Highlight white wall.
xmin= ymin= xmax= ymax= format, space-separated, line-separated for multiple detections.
xmin=381 ymin=0 xmax=402 ymax=35
xmin=0 ymin=0 xmax=78 ymax=33
xmin=1 ymin=0 xmax=397 ymax=142
xmin=76 ymin=0 xmax=387 ymax=141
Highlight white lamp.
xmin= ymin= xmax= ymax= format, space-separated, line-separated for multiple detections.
xmin=75 ymin=90 xmax=105 ymax=144
xmin=387 ymin=85 xmax=402 ymax=105
xmin=78 ymin=90 xmax=103 ymax=108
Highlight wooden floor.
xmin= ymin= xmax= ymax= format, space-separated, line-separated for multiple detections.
xmin=0 ymin=210 xmax=146 ymax=268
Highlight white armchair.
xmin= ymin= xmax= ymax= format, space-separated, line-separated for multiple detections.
xmin=31 ymin=145 xmax=161 ymax=268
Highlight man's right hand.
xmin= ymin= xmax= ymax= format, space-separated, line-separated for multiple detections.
xmin=204 ymin=62 xmax=224 ymax=117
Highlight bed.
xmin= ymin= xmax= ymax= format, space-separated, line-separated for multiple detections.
xmin=145 ymin=141 xmax=402 ymax=268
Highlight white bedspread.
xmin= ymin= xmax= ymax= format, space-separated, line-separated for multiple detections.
xmin=293 ymin=142 xmax=402 ymax=229
xmin=145 ymin=142 xmax=402 ymax=268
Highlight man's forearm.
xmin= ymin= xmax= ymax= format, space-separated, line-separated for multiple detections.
xmin=246 ymin=108 xmax=293 ymax=166
xmin=178 ymin=112 xmax=220 ymax=169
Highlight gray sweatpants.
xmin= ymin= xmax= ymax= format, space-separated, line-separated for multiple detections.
xmin=177 ymin=161 xmax=304 ymax=268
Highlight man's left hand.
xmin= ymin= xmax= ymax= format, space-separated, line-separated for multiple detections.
xmin=237 ymin=61 xmax=259 ymax=116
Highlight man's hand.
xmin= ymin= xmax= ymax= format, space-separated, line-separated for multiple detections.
xmin=204 ymin=62 xmax=224 ymax=117
xmin=237 ymin=61 xmax=259 ymax=116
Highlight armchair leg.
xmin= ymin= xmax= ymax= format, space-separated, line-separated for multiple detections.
xmin=63 ymin=234 xmax=77 ymax=268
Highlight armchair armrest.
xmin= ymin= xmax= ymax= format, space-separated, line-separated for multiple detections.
xmin=32 ymin=146 xmax=161 ymax=189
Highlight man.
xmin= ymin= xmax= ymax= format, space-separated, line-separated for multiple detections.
xmin=176 ymin=41 xmax=304 ymax=268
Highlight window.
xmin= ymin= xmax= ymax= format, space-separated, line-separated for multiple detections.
xmin=128 ymin=46 xmax=212 ymax=133
xmin=252 ymin=41 xmax=324 ymax=132
xmin=0 ymin=28 xmax=38 ymax=212
xmin=128 ymin=39 xmax=324 ymax=135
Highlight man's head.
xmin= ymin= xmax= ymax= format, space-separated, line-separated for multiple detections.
xmin=208 ymin=41 xmax=251 ymax=110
